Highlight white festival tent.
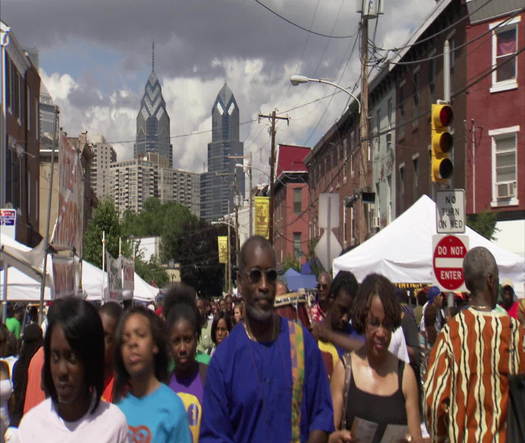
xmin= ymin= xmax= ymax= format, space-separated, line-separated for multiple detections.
xmin=333 ymin=195 xmax=525 ymax=297
xmin=0 ymin=233 xmax=158 ymax=302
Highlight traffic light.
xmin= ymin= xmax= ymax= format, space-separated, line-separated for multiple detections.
xmin=431 ymin=103 xmax=453 ymax=182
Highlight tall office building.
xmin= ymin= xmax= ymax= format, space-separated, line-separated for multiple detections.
xmin=111 ymin=152 xmax=200 ymax=217
xmin=134 ymin=51 xmax=172 ymax=166
xmin=89 ymin=136 xmax=116 ymax=200
xmin=200 ymin=83 xmax=244 ymax=221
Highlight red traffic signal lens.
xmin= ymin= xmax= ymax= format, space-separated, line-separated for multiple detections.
xmin=439 ymin=105 xmax=453 ymax=126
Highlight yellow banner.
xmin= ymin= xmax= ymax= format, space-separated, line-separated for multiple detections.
xmin=217 ymin=236 xmax=228 ymax=264
xmin=254 ymin=196 xmax=270 ymax=239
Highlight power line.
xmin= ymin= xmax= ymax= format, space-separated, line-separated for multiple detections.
xmin=254 ymin=0 xmax=358 ymax=39
xmin=382 ymin=8 xmax=524 ymax=67
xmin=372 ymin=0 xmax=495 ymax=52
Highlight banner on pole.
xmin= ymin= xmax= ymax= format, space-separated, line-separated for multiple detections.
xmin=254 ymin=196 xmax=270 ymax=239
xmin=52 ymin=133 xmax=84 ymax=256
xmin=52 ymin=254 xmax=80 ymax=299
xmin=122 ymin=257 xmax=135 ymax=300
xmin=106 ymin=252 xmax=123 ymax=302
xmin=217 ymin=236 xmax=228 ymax=264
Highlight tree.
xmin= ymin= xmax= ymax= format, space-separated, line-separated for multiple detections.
xmin=467 ymin=212 xmax=499 ymax=241
xmin=83 ymin=199 xmax=128 ymax=268
xmin=281 ymin=256 xmax=300 ymax=272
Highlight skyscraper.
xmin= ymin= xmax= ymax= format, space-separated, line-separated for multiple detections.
xmin=201 ymin=83 xmax=244 ymax=221
xmin=134 ymin=46 xmax=172 ymax=166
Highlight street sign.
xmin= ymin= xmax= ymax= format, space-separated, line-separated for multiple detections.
xmin=436 ymin=189 xmax=465 ymax=234
xmin=432 ymin=234 xmax=468 ymax=291
xmin=315 ymin=230 xmax=342 ymax=273
xmin=0 ymin=209 xmax=16 ymax=239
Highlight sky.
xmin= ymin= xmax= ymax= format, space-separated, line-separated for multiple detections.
xmin=3 ymin=0 xmax=437 ymax=184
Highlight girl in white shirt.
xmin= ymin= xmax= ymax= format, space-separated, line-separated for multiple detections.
xmin=15 ymin=297 xmax=128 ymax=443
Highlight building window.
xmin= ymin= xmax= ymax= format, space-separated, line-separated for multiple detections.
xmin=293 ymin=188 xmax=302 ymax=214
xmin=399 ymin=164 xmax=405 ymax=197
xmin=412 ymin=155 xmax=419 ymax=195
xmin=387 ymin=98 xmax=392 ymax=128
xmin=293 ymin=232 xmax=302 ymax=260
xmin=26 ymin=86 xmax=31 ymax=131
xmin=490 ymin=128 xmax=518 ymax=205
xmin=490 ymin=17 xmax=519 ymax=92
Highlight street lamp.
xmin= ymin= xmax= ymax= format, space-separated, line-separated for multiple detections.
xmin=289 ymin=74 xmax=361 ymax=114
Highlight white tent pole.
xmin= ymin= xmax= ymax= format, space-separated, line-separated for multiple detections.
xmin=2 ymin=266 xmax=7 ymax=322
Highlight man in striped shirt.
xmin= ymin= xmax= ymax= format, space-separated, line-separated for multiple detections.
xmin=424 ymin=246 xmax=525 ymax=442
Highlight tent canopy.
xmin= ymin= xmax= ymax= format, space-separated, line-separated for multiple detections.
xmin=0 ymin=234 xmax=158 ymax=302
xmin=283 ymin=268 xmax=317 ymax=291
xmin=333 ymin=195 xmax=525 ymax=296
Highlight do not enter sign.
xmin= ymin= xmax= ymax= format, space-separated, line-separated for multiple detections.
xmin=432 ymin=235 xmax=469 ymax=291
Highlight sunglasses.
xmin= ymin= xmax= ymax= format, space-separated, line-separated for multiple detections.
xmin=245 ymin=268 xmax=278 ymax=284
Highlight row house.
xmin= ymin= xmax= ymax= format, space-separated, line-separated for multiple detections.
xmin=393 ymin=0 xmax=467 ymax=214
xmin=273 ymin=145 xmax=310 ymax=266
xmin=1 ymin=21 xmax=41 ymax=246
xmin=465 ymin=0 xmax=525 ymax=256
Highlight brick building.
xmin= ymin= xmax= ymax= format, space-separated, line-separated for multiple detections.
xmin=1 ymin=22 xmax=41 ymax=246
xmin=273 ymin=145 xmax=310 ymax=265
xmin=465 ymin=0 xmax=525 ymax=256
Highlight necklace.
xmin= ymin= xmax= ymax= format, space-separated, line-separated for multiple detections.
xmin=244 ymin=315 xmax=279 ymax=342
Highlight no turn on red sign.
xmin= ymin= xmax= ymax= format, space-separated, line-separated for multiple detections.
xmin=432 ymin=235 xmax=469 ymax=291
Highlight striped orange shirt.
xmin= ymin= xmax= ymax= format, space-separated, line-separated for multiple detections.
xmin=424 ymin=307 xmax=525 ymax=443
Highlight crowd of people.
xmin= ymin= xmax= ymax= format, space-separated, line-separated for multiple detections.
xmin=0 ymin=235 xmax=523 ymax=442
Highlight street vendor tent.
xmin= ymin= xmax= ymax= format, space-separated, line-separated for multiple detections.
xmin=333 ymin=195 xmax=525 ymax=296
xmin=0 ymin=234 xmax=158 ymax=302
xmin=283 ymin=268 xmax=317 ymax=291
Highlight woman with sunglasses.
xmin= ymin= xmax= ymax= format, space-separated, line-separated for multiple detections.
xmin=329 ymin=274 xmax=423 ymax=443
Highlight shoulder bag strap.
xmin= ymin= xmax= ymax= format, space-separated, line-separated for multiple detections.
xmin=288 ymin=320 xmax=305 ymax=443
xmin=341 ymin=352 xmax=353 ymax=430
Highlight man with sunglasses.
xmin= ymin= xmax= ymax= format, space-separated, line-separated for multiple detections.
xmin=201 ymin=236 xmax=334 ymax=443
xmin=310 ymin=272 xmax=332 ymax=323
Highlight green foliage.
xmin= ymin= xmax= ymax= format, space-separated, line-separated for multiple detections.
xmin=281 ymin=256 xmax=300 ymax=272
xmin=83 ymin=198 xmax=168 ymax=287
xmin=467 ymin=212 xmax=499 ymax=241
xmin=83 ymin=199 xmax=129 ymax=268
xmin=119 ymin=197 xmax=227 ymax=296
xmin=134 ymin=256 xmax=169 ymax=288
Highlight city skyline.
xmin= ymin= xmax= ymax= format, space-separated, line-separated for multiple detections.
xmin=3 ymin=0 xmax=437 ymax=181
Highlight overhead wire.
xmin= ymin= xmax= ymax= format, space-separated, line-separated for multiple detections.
xmin=371 ymin=0 xmax=495 ymax=52
xmin=254 ymin=0 xmax=358 ymax=39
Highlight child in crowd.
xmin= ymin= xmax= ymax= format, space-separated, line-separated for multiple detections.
xmin=114 ymin=306 xmax=191 ymax=443
xmin=166 ymin=292 xmax=208 ymax=442
xmin=211 ymin=312 xmax=232 ymax=354
xmin=16 ymin=297 xmax=128 ymax=442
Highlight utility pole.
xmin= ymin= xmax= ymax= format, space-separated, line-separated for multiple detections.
xmin=258 ymin=110 xmax=289 ymax=244
xmin=359 ymin=11 xmax=370 ymax=244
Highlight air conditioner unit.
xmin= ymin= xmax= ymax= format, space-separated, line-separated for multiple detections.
xmin=497 ymin=182 xmax=515 ymax=199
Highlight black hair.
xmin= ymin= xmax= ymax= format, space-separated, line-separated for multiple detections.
xmin=351 ymin=273 xmax=401 ymax=335
xmin=11 ymin=324 xmax=43 ymax=427
xmin=0 ymin=324 xmax=11 ymax=358
xmin=238 ymin=235 xmax=274 ymax=272
xmin=43 ymin=297 xmax=105 ymax=414
xmin=163 ymin=283 xmax=197 ymax=318
xmin=165 ymin=285 xmax=202 ymax=339
xmin=98 ymin=301 xmax=124 ymax=322
xmin=211 ymin=311 xmax=233 ymax=345
xmin=114 ymin=306 xmax=169 ymax=400
xmin=329 ymin=271 xmax=359 ymax=300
